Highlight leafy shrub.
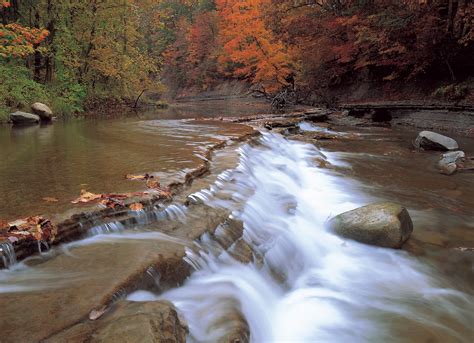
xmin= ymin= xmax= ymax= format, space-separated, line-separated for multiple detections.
xmin=0 ymin=62 xmax=86 ymax=121
xmin=432 ymin=83 xmax=470 ymax=102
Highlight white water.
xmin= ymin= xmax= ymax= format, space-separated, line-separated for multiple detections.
xmin=130 ymin=133 xmax=472 ymax=342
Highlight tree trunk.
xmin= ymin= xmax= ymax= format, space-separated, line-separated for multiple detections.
xmin=33 ymin=9 xmax=42 ymax=82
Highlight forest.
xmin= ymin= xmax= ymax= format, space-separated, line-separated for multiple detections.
xmin=1 ymin=0 xmax=473 ymax=121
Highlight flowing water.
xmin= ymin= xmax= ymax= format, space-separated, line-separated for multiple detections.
xmin=127 ymin=133 xmax=473 ymax=342
xmin=0 ymin=105 xmax=473 ymax=342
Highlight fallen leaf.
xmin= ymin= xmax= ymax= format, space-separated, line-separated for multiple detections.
xmin=71 ymin=189 xmax=102 ymax=204
xmin=146 ymin=179 xmax=161 ymax=189
xmin=89 ymin=306 xmax=108 ymax=321
xmin=32 ymin=225 xmax=43 ymax=241
xmin=99 ymin=197 xmax=125 ymax=209
xmin=157 ymin=188 xmax=173 ymax=200
xmin=8 ymin=219 xmax=28 ymax=228
xmin=126 ymin=173 xmax=154 ymax=181
xmin=42 ymin=197 xmax=59 ymax=203
xmin=129 ymin=203 xmax=144 ymax=211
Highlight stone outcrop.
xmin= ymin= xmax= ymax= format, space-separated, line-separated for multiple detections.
xmin=327 ymin=202 xmax=413 ymax=248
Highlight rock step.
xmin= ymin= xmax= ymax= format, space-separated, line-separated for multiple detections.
xmin=0 ymin=204 xmax=240 ymax=342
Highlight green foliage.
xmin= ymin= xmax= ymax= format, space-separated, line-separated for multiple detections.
xmin=0 ymin=63 xmax=50 ymax=116
xmin=0 ymin=62 xmax=87 ymax=121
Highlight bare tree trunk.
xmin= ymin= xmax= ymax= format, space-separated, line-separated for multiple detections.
xmin=445 ymin=58 xmax=456 ymax=81
xmin=33 ymin=9 xmax=42 ymax=82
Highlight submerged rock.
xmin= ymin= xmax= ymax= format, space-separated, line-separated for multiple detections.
xmin=31 ymin=102 xmax=53 ymax=121
xmin=414 ymin=131 xmax=459 ymax=151
xmin=9 ymin=111 xmax=40 ymax=125
xmin=90 ymin=301 xmax=188 ymax=343
xmin=327 ymin=202 xmax=413 ymax=248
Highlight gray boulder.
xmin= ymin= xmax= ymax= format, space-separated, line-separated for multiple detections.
xmin=9 ymin=111 xmax=40 ymax=125
xmin=414 ymin=131 xmax=459 ymax=151
xmin=327 ymin=202 xmax=413 ymax=248
xmin=31 ymin=102 xmax=53 ymax=121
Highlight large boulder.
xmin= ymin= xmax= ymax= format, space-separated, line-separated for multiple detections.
xmin=9 ymin=111 xmax=40 ymax=125
xmin=414 ymin=131 xmax=459 ymax=151
xmin=327 ymin=202 xmax=413 ymax=248
xmin=31 ymin=102 xmax=53 ymax=121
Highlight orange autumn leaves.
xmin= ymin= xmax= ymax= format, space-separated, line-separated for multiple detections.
xmin=1 ymin=1 xmax=49 ymax=58
xmin=70 ymin=174 xmax=171 ymax=209
xmin=0 ymin=23 xmax=49 ymax=58
xmin=216 ymin=0 xmax=293 ymax=92
xmin=0 ymin=216 xmax=57 ymax=243
xmin=164 ymin=0 xmax=294 ymax=93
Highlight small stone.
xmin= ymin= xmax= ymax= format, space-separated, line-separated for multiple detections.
xmin=439 ymin=162 xmax=458 ymax=175
xmin=414 ymin=131 xmax=459 ymax=151
xmin=327 ymin=202 xmax=413 ymax=248
xmin=439 ymin=150 xmax=465 ymax=165
xmin=438 ymin=151 xmax=465 ymax=175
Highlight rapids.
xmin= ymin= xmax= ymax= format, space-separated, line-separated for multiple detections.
xmin=129 ymin=133 xmax=473 ymax=342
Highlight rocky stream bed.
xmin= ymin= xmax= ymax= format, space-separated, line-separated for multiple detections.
xmin=0 ymin=106 xmax=473 ymax=342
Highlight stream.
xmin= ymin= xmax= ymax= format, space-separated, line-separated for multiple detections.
xmin=0 ymin=103 xmax=473 ymax=342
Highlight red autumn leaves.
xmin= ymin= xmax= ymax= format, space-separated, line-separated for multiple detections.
xmin=0 ymin=216 xmax=57 ymax=243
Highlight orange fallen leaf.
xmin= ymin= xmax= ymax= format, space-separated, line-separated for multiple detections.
xmin=157 ymin=188 xmax=173 ymax=200
xmin=126 ymin=173 xmax=154 ymax=181
xmin=99 ymin=197 xmax=125 ymax=209
xmin=129 ymin=203 xmax=144 ymax=211
xmin=71 ymin=189 xmax=102 ymax=204
xmin=146 ymin=179 xmax=161 ymax=189
xmin=43 ymin=197 xmax=59 ymax=203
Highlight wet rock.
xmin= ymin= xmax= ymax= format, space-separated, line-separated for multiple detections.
xmin=9 ymin=111 xmax=40 ymax=125
xmin=31 ymin=102 xmax=53 ymax=121
xmin=347 ymin=108 xmax=368 ymax=118
xmin=328 ymin=202 xmax=413 ymax=248
xmin=228 ymin=239 xmax=254 ymax=264
xmin=414 ymin=131 xmax=459 ymax=151
xmin=306 ymin=113 xmax=328 ymax=122
xmin=371 ymin=108 xmax=392 ymax=122
xmin=438 ymin=151 xmax=465 ymax=175
xmin=90 ymin=301 xmax=188 ymax=343
xmin=439 ymin=162 xmax=458 ymax=175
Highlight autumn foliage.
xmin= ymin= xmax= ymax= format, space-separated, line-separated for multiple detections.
xmin=1 ymin=0 xmax=473 ymax=108
xmin=162 ymin=0 xmax=473 ymax=100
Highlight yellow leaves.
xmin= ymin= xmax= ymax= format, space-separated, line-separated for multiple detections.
xmin=71 ymin=189 xmax=102 ymax=204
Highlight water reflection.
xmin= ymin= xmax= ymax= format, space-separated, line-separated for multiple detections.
xmin=0 ymin=106 xmax=256 ymax=219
